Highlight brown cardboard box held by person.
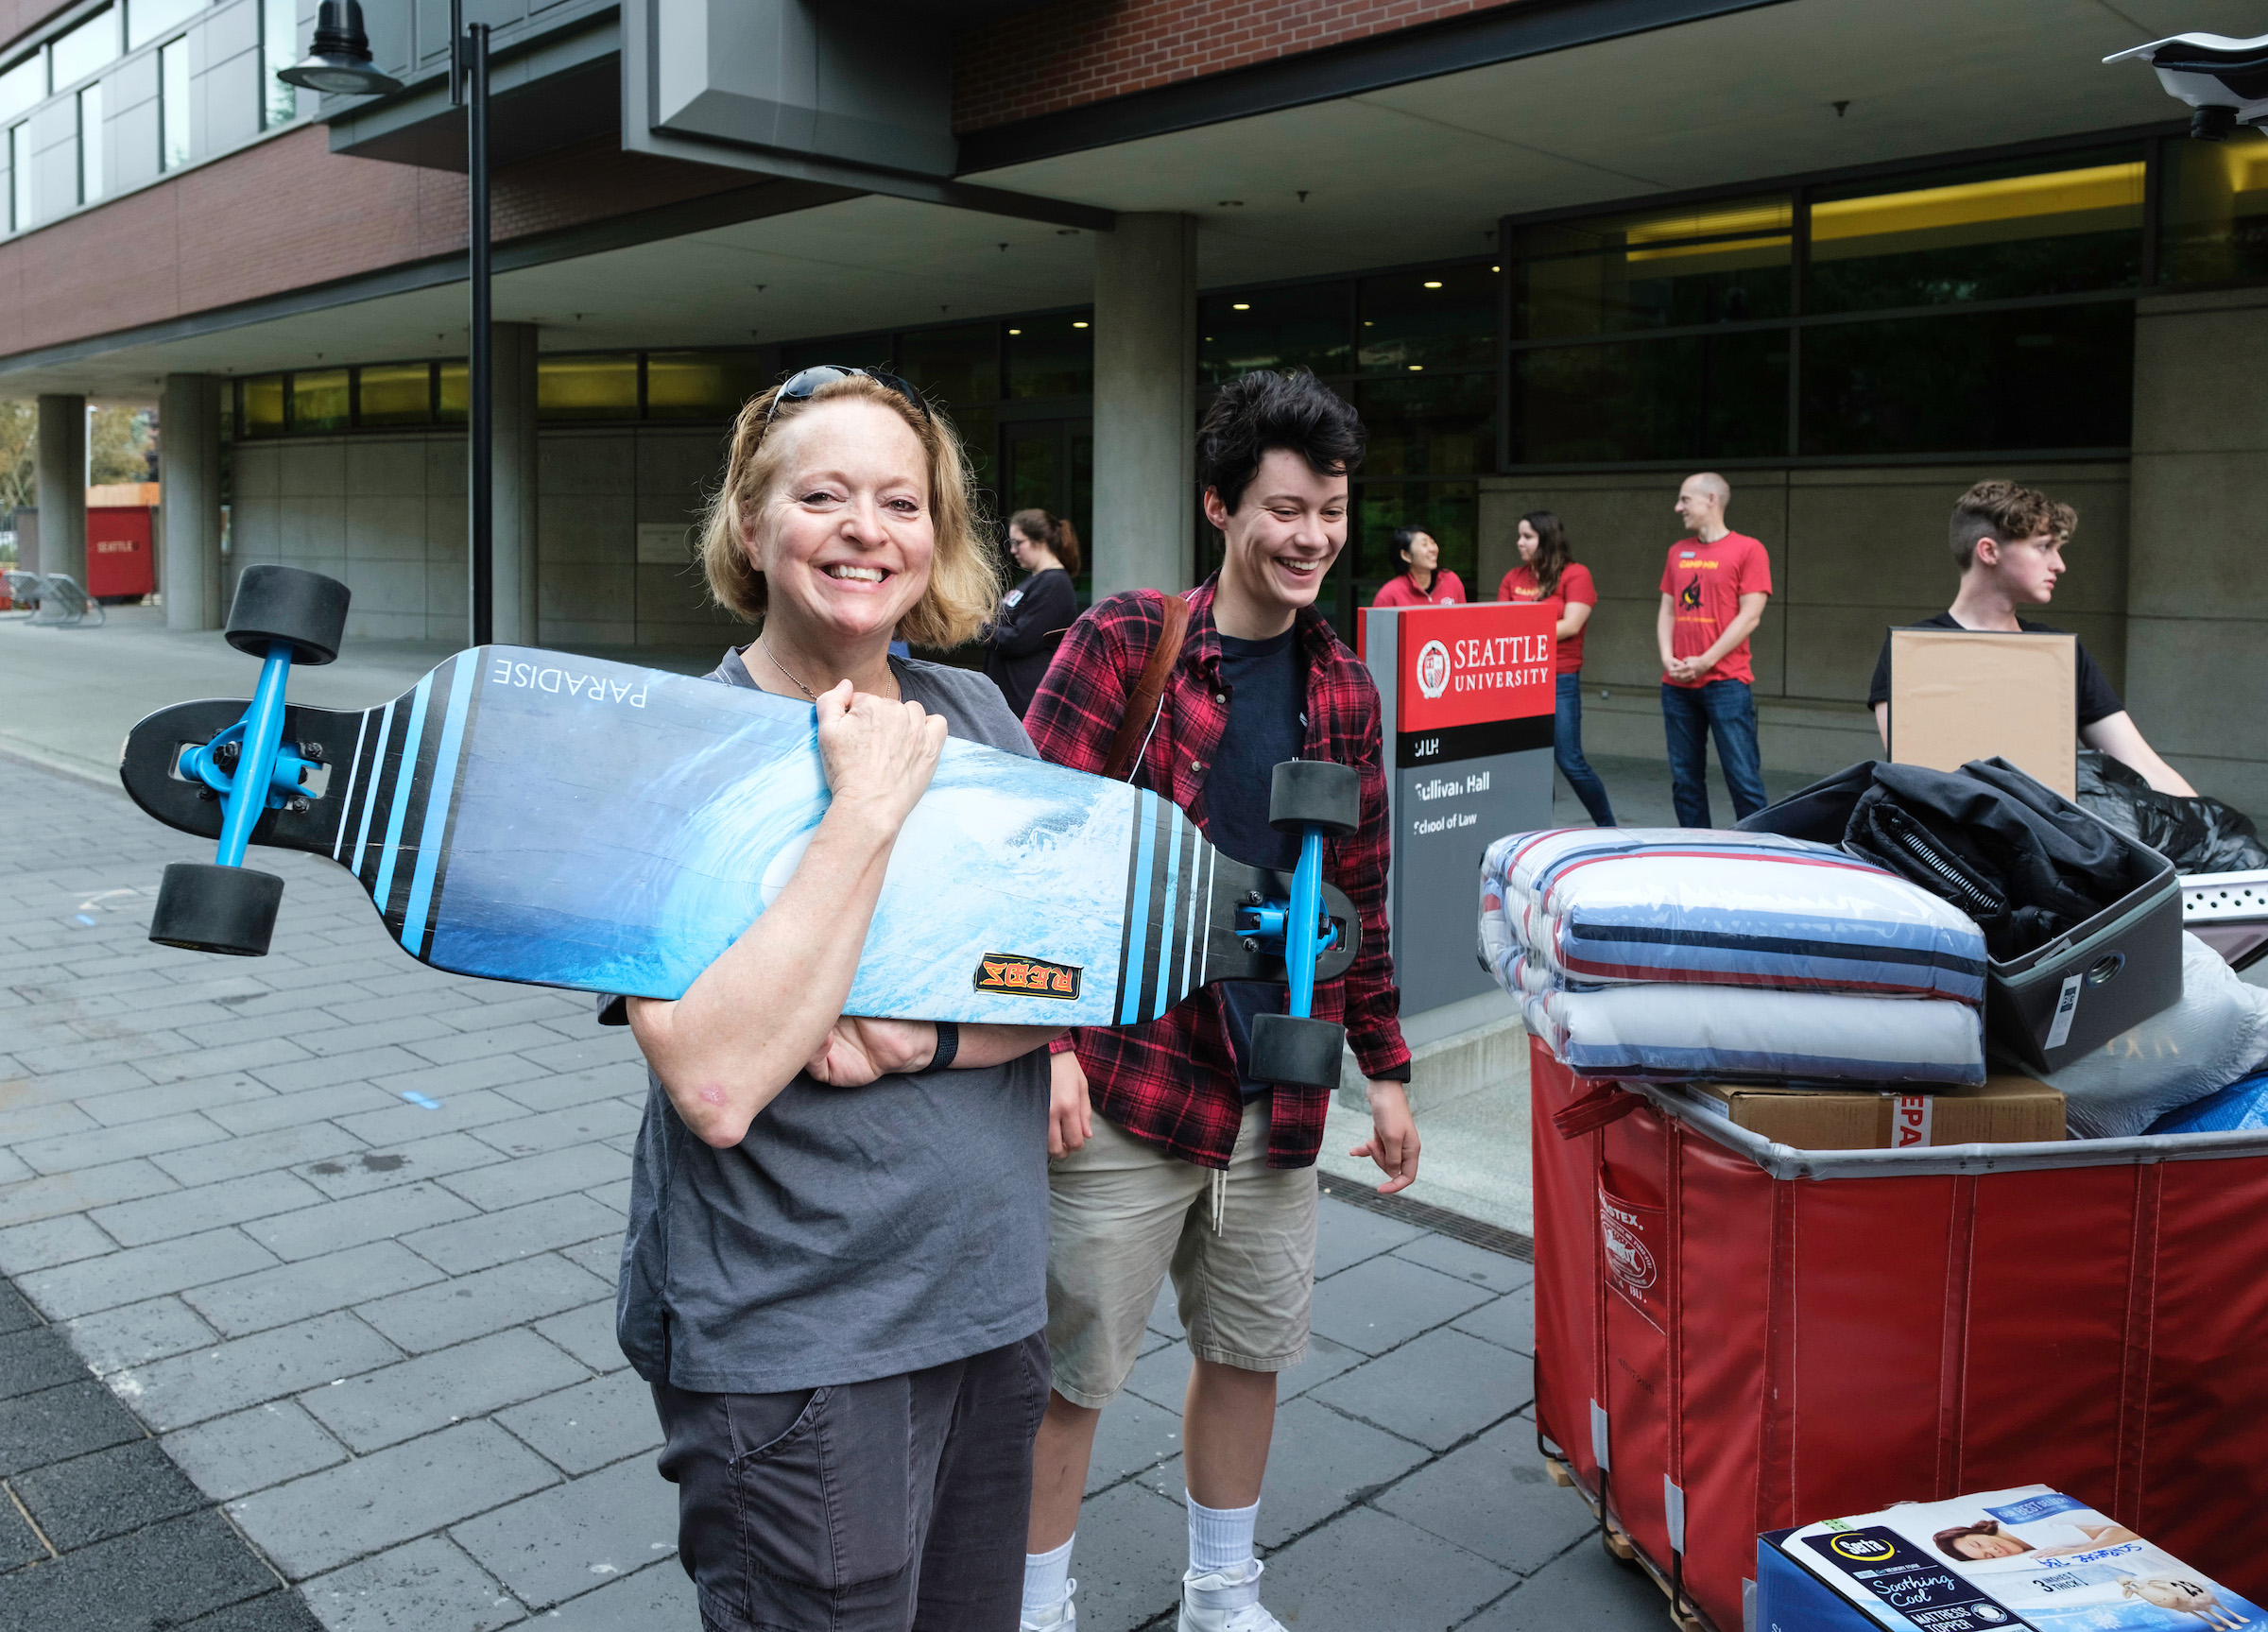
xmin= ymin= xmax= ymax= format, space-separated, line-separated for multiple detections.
xmin=1889 ymin=628 xmax=2077 ymax=799
xmin=1690 ymin=1075 xmax=2067 ymax=1149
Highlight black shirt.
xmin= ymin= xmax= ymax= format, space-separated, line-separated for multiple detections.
xmin=1206 ymin=628 xmax=1309 ymax=1099
xmin=984 ymin=568 xmax=1078 ymax=718
xmin=1867 ymin=612 xmax=2123 ymax=729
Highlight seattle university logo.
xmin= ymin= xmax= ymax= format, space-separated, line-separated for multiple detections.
xmin=1416 ymin=640 xmax=1452 ymax=699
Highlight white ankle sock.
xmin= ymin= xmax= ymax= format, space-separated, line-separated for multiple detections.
xmin=1022 ymin=1535 xmax=1074 ymax=1617
xmin=1186 ymin=1493 xmax=1259 ymax=1574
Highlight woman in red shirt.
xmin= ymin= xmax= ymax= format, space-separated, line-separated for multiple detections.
xmin=1498 ymin=510 xmax=1614 ymax=825
xmin=1368 ymin=527 xmax=1465 ymax=608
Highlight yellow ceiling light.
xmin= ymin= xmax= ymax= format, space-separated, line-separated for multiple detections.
xmin=1408 ymin=364 xmax=1423 ymax=370
xmin=1810 ymin=162 xmax=2145 ymax=249
xmin=1232 ymin=302 xmax=1251 ymax=310
xmin=1007 ymin=328 xmax=1021 ymax=335
xmin=1423 ymin=280 xmax=1443 ymax=288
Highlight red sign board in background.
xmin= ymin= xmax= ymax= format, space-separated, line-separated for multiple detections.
xmin=1394 ymin=601 xmax=1556 ymax=733
xmin=86 ymin=507 xmax=155 ymax=600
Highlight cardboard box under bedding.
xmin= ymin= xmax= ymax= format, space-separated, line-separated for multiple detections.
xmin=1688 ymin=1074 xmax=2066 ymax=1148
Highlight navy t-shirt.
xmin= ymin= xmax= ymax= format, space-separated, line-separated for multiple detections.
xmin=1866 ymin=612 xmax=2123 ymax=729
xmin=1207 ymin=627 xmax=1309 ymax=1096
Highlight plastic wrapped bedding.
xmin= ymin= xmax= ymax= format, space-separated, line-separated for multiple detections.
xmin=2051 ymin=932 xmax=2268 ymax=1138
xmin=1480 ymin=828 xmax=1986 ymax=1003
xmin=1513 ymin=957 xmax=1987 ymax=1085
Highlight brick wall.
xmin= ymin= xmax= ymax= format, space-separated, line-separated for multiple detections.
xmin=952 ymin=0 xmax=1521 ymax=130
xmin=0 ymin=129 xmax=762 ymax=360
xmin=0 ymin=0 xmax=73 ymax=59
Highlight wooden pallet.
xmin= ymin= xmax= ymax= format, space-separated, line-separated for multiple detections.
xmin=1540 ymin=1453 xmax=1710 ymax=1632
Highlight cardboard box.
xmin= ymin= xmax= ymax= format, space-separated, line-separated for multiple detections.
xmin=1890 ymin=627 xmax=2077 ymax=799
xmin=1760 ymin=1486 xmax=2266 ymax=1632
xmin=1689 ymin=1074 xmax=2065 ymax=1149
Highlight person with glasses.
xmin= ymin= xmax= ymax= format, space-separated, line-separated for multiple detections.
xmin=986 ymin=507 xmax=1082 ymax=717
xmin=602 ymin=366 xmax=1063 ymax=1631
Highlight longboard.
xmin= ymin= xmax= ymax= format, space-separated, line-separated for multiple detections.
xmin=121 ymin=646 xmax=1356 ymax=1028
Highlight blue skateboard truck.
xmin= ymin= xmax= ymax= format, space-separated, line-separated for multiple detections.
xmin=1241 ymin=759 xmax=1364 ymax=1091
xmin=146 ymin=565 xmax=352 ymax=958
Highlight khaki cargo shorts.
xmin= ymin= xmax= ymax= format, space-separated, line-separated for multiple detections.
xmin=1044 ymin=1101 xmax=1318 ymax=1409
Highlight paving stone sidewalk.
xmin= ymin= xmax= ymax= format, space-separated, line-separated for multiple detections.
xmin=0 ymin=747 xmax=1664 ymax=1629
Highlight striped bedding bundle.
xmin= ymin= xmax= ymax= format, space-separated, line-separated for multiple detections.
xmin=1482 ymin=830 xmax=1988 ymax=1086
xmin=1481 ymin=828 xmax=1987 ymax=1002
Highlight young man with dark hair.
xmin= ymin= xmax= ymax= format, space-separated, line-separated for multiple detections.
xmin=1657 ymin=471 xmax=1773 ymax=825
xmin=1018 ymin=369 xmax=1418 ymax=1632
xmin=1867 ymin=479 xmax=2195 ymax=795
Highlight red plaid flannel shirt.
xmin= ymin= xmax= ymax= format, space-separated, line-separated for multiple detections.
xmin=1023 ymin=578 xmax=1410 ymax=1171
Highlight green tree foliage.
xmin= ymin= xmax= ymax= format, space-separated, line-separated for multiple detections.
xmin=0 ymin=401 xmax=32 ymax=516
xmin=90 ymin=406 xmax=156 ymax=486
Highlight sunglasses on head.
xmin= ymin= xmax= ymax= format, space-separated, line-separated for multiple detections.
xmin=765 ymin=365 xmax=931 ymax=427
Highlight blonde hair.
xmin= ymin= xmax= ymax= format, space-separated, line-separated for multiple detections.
xmin=698 ymin=373 xmax=1000 ymax=649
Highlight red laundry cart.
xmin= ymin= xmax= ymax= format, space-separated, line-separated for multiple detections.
xmin=1530 ymin=1037 xmax=2268 ymax=1632
xmin=86 ymin=503 xmax=155 ymax=601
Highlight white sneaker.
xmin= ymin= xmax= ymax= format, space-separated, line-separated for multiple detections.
xmin=1022 ymin=1577 xmax=1077 ymax=1630
xmin=1178 ymin=1559 xmax=1286 ymax=1632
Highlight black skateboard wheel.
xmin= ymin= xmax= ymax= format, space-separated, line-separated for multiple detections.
xmin=149 ymin=863 xmax=284 ymax=956
xmin=1249 ymin=1013 xmax=1347 ymax=1091
xmin=1268 ymin=760 xmax=1361 ymax=837
xmin=225 ymin=565 xmax=352 ymax=666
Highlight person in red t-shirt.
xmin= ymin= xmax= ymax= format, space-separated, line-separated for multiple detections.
xmin=1655 ymin=472 xmax=1773 ymax=826
xmin=1367 ymin=527 xmax=1465 ymax=608
xmin=1498 ymin=509 xmax=1613 ymax=825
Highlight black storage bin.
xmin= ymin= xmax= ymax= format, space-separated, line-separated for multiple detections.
xmin=1742 ymin=759 xmax=2182 ymax=1074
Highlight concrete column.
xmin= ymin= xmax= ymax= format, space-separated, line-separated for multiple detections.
xmin=35 ymin=394 xmax=86 ymax=588
xmin=2124 ymin=287 xmax=2268 ymax=815
xmin=160 ymin=374 xmax=226 ymax=630
xmin=487 ymin=321 xmax=541 ymax=644
xmin=1091 ymin=214 xmax=1197 ymax=596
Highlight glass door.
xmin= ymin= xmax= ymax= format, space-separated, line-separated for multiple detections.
xmin=1001 ymin=418 xmax=1093 ymax=603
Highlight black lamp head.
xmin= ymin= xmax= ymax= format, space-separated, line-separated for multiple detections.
xmin=276 ymin=0 xmax=404 ymax=97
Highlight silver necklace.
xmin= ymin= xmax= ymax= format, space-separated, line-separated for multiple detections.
xmin=757 ymin=639 xmax=819 ymax=700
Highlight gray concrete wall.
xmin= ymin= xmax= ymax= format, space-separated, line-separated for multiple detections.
xmin=161 ymin=374 xmax=226 ymax=631
xmin=1091 ymin=212 xmax=1197 ymax=596
xmin=228 ymin=425 xmax=739 ymax=648
xmin=1478 ymin=461 xmax=2135 ymax=780
xmin=35 ymin=394 xmax=86 ymax=588
xmin=2127 ymin=288 xmax=2268 ymax=816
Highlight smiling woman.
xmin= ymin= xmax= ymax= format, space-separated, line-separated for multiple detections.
xmin=610 ymin=362 xmax=1064 ymax=1629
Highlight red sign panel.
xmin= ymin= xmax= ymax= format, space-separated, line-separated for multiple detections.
xmin=86 ymin=506 xmax=155 ymax=600
xmin=1395 ymin=602 xmax=1556 ymax=732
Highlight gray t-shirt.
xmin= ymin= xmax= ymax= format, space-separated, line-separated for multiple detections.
xmin=606 ymin=651 xmax=1050 ymax=1393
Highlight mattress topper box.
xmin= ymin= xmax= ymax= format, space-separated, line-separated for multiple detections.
xmin=1763 ymin=1485 xmax=2266 ymax=1631
xmin=1690 ymin=1074 xmax=2065 ymax=1149
xmin=1890 ymin=628 xmax=2077 ymax=799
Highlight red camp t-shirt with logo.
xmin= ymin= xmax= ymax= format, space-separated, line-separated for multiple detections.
xmin=1369 ymin=569 xmax=1466 ymax=610
xmin=1497 ymin=561 xmax=1597 ymax=676
xmin=1659 ymin=531 xmax=1771 ymax=688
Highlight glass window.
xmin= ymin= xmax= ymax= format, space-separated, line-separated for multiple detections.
xmin=781 ymin=337 xmax=887 ymax=377
xmin=1800 ymin=301 xmax=2132 ymax=456
xmin=2159 ymin=129 xmax=2268 ymax=285
xmin=1201 ymin=283 xmax=1350 ymax=383
xmin=77 ymin=83 xmax=101 ymax=204
xmin=537 ymin=353 xmax=639 ymax=421
xmin=953 ymin=405 xmax=996 ymax=495
xmin=1807 ymin=151 xmax=2144 ymax=313
xmin=355 ymin=362 xmax=433 ymax=426
xmin=289 ymin=369 xmax=349 ymax=432
xmin=49 ymin=7 xmax=119 ymax=91
xmin=1354 ymin=483 xmax=1478 ymax=599
xmin=8 ymin=123 xmax=27 ymax=232
xmin=437 ymin=362 xmax=468 ymax=424
xmin=1359 ymin=264 xmax=1496 ymax=371
xmin=240 ymin=374 xmax=285 ymax=437
xmin=1354 ymin=372 xmax=1495 ymax=478
xmin=645 ymin=351 xmax=767 ymax=421
xmin=1514 ymin=196 xmax=1792 ymax=340
xmin=0 ymin=55 xmax=39 ymax=122
xmin=1510 ymin=332 xmax=1787 ymax=463
xmin=895 ymin=322 xmax=999 ymax=411
xmin=159 ymin=35 xmax=188 ymax=171
xmin=128 ymin=0 xmax=204 ymax=50
xmin=1006 ymin=312 xmax=1092 ymax=398
xmin=262 ymin=0 xmax=297 ymax=128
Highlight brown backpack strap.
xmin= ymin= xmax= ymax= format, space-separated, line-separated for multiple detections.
xmin=1103 ymin=591 xmax=1191 ymax=782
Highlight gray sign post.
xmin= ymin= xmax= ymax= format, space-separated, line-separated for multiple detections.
xmin=1364 ymin=604 xmax=1556 ymax=1024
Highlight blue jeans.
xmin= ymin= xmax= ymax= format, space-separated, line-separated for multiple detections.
xmin=1661 ymin=679 xmax=1766 ymax=828
xmin=1554 ymin=673 xmax=1615 ymax=826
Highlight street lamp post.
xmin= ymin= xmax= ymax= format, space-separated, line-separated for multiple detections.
xmin=451 ymin=0 xmax=493 ymax=646
xmin=280 ymin=1 xmax=492 ymax=649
